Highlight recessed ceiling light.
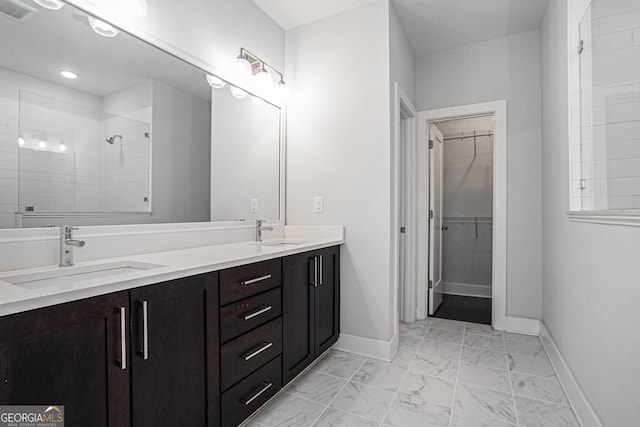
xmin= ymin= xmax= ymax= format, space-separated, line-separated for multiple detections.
xmin=60 ymin=70 xmax=78 ymax=80
xmin=33 ymin=0 xmax=65 ymax=10
xmin=88 ymin=16 xmax=120 ymax=38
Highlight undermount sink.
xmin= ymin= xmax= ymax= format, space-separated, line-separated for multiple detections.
xmin=250 ymin=239 xmax=307 ymax=247
xmin=1 ymin=261 xmax=164 ymax=290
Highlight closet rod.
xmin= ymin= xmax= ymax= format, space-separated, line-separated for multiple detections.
xmin=443 ymin=130 xmax=494 ymax=141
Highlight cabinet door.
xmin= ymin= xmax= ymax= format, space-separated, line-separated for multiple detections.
xmin=0 ymin=292 xmax=131 ymax=427
xmin=130 ymin=273 xmax=219 ymax=427
xmin=315 ymin=246 xmax=340 ymax=356
xmin=282 ymin=251 xmax=315 ymax=384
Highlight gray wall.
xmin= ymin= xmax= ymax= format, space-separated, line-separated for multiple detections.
xmin=541 ymin=0 xmax=640 ymax=424
xmin=416 ymin=30 xmax=543 ymax=319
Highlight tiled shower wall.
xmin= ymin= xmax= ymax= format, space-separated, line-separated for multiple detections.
xmin=0 ymin=67 xmax=152 ymax=229
xmin=573 ymin=0 xmax=640 ymax=210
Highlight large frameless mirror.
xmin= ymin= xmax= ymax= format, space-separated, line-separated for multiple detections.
xmin=0 ymin=0 xmax=282 ymax=228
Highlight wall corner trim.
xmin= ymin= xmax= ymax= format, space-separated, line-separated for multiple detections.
xmin=505 ymin=316 xmax=541 ymax=335
xmin=333 ymin=333 xmax=398 ymax=362
xmin=540 ymin=322 xmax=605 ymax=427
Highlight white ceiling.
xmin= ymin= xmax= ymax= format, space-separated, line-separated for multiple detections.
xmin=252 ymin=0 xmax=377 ymax=30
xmin=253 ymin=0 xmax=548 ymax=56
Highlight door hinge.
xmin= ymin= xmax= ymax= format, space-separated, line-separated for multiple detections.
xmin=578 ymin=40 xmax=584 ymax=54
xmin=428 ymin=280 xmax=433 ymax=289
xmin=429 ymin=210 xmax=434 ymax=219
xmin=400 ymin=226 xmax=406 ymax=233
xmin=429 ymin=139 xmax=434 ymax=149
xmin=144 ymin=132 xmax=150 ymax=138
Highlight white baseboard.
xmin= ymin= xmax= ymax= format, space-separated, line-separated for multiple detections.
xmin=505 ymin=316 xmax=540 ymax=335
xmin=442 ymin=281 xmax=491 ymax=298
xmin=334 ymin=333 xmax=397 ymax=362
xmin=540 ymin=323 xmax=604 ymax=427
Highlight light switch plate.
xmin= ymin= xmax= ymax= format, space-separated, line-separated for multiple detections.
xmin=250 ymin=198 xmax=258 ymax=213
xmin=313 ymin=196 xmax=323 ymax=213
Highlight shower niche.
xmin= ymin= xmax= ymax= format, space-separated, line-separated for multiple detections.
xmin=17 ymin=90 xmax=151 ymax=221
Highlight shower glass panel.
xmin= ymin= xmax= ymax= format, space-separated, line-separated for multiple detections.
xmin=577 ymin=0 xmax=640 ymax=211
xmin=17 ymin=91 xmax=150 ymax=215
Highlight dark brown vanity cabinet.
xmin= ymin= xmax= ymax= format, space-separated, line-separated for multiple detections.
xmin=0 ymin=273 xmax=220 ymax=427
xmin=0 ymin=291 xmax=132 ymax=427
xmin=130 ymin=274 xmax=219 ymax=427
xmin=218 ymin=259 xmax=283 ymax=426
xmin=282 ymin=246 xmax=340 ymax=384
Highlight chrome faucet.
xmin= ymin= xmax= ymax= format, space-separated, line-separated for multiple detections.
xmin=59 ymin=226 xmax=85 ymax=267
xmin=255 ymin=219 xmax=273 ymax=242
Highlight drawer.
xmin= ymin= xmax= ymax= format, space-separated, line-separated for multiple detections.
xmin=220 ymin=317 xmax=282 ymax=390
xmin=221 ymin=355 xmax=282 ymax=427
xmin=220 ymin=259 xmax=282 ymax=305
xmin=220 ymin=288 xmax=282 ymax=343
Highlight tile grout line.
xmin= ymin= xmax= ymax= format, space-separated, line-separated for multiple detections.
xmin=447 ymin=322 xmax=466 ymax=427
xmin=503 ymin=330 xmax=521 ymax=427
xmin=309 ymin=353 xmax=368 ymax=426
xmin=377 ymin=326 xmax=426 ymax=426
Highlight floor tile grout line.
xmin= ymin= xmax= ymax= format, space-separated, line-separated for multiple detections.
xmin=309 ymin=354 xmax=369 ymax=426
xmin=511 ymin=391 xmax=574 ymax=408
xmin=503 ymin=330 xmax=521 ymax=427
xmin=447 ymin=322 xmax=467 ymax=427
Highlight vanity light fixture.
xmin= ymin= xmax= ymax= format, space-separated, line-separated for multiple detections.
xmin=59 ymin=70 xmax=78 ymax=79
xmin=206 ymin=74 xmax=226 ymax=89
xmin=230 ymin=85 xmax=247 ymax=99
xmin=33 ymin=0 xmax=65 ymax=10
xmin=18 ymin=135 xmax=25 ymax=146
xmin=58 ymin=139 xmax=66 ymax=152
xmin=38 ymin=140 xmax=47 ymax=149
xmin=236 ymin=48 xmax=287 ymax=100
xmin=88 ymin=16 xmax=120 ymax=38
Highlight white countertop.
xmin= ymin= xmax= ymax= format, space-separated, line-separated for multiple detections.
xmin=0 ymin=229 xmax=343 ymax=317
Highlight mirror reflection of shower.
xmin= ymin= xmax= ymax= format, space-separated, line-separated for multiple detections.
xmin=105 ymin=134 xmax=125 ymax=167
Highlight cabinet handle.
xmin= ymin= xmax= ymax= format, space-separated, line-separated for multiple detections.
xmin=241 ymin=382 xmax=273 ymax=406
xmin=137 ymin=300 xmax=149 ymax=360
xmin=240 ymin=274 xmax=272 ymax=286
xmin=242 ymin=341 xmax=273 ymax=361
xmin=314 ymin=256 xmax=318 ymax=287
xmin=241 ymin=305 xmax=272 ymax=321
xmin=319 ymin=255 xmax=324 ymax=285
xmin=117 ymin=306 xmax=126 ymax=370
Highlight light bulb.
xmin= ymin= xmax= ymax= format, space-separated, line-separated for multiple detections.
xmin=38 ymin=141 xmax=47 ymax=148
xmin=33 ymin=0 xmax=65 ymax=10
xmin=252 ymin=96 xmax=265 ymax=107
xmin=117 ymin=0 xmax=148 ymax=20
xmin=236 ymin=54 xmax=252 ymax=76
xmin=18 ymin=137 xmax=25 ymax=146
xmin=206 ymin=74 xmax=226 ymax=89
xmin=58 ymin=143 xmax=66 ymax=152
xmin=88 ymin=17 xmax=120 ymax=38
xmin=60 ymin=70 xmax=78 ymax=79
xmin=230 ymin=86 xmax=247 ymax=99
xmin=254 ymin=68 xmax=273 ymax=90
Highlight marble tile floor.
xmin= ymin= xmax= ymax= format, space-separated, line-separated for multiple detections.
xmin=246 ymin=318 xmax=580 ymax=427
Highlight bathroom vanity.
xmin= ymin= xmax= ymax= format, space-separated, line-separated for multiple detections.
xmin=0 ymin=237 xmax=341 ymax=427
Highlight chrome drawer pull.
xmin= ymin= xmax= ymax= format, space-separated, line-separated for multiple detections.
xmin=243 ymin=341 xmax=273 ymax=361
xmin=241 ymin=382 xmax=273 ymax=406
xmin=240 ymin=274 xmax=272 ymax=286
xmin=139 ymin=300 xmax=149 ymax=360
xmin=242 ymin=305 xmax=273 ymax=321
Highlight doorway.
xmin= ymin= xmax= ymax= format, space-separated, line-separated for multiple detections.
xmin=417 ymin=101 xmax=507 ymax=331
xmin=429 ymin=115 xmax=495 ymax=325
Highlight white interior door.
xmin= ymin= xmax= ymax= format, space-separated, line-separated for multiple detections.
xmin=428 ymin=123 xmax=444 ymax=315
